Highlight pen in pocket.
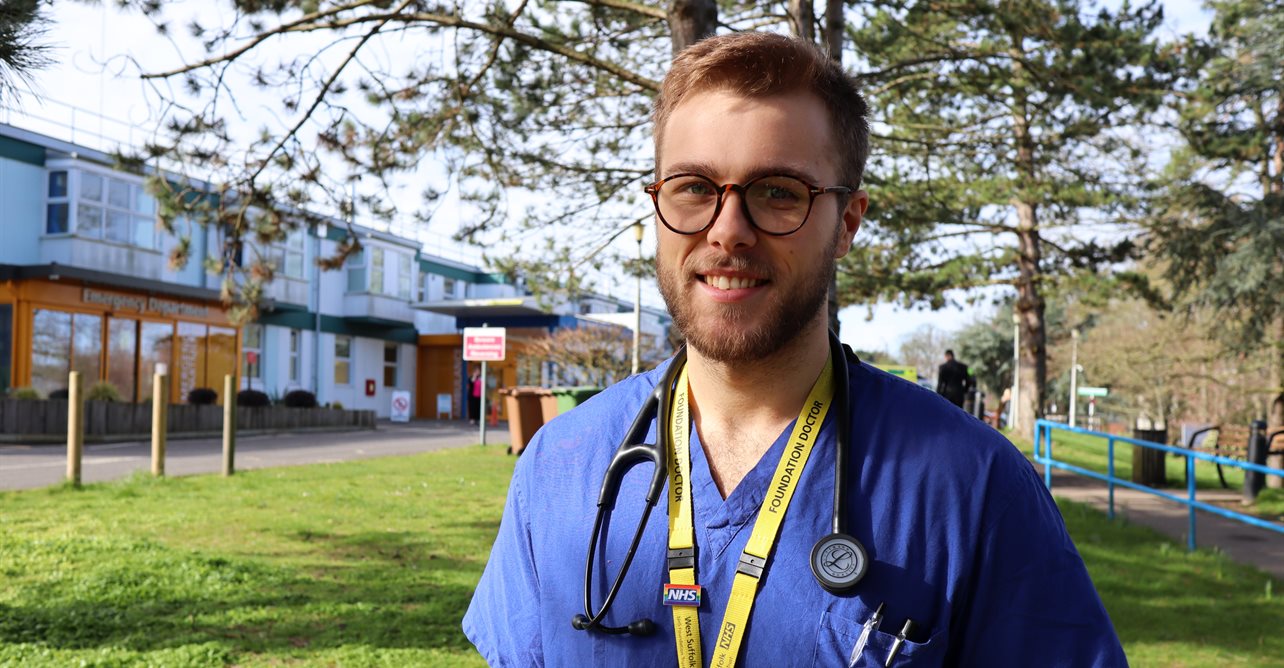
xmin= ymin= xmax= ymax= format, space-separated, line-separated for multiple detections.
xmin=847 ymin=602 xmax=884 ymax=668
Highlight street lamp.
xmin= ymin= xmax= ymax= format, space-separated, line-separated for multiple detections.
xmin=1069 ymin=329 xmax=1080 ymax=428
xmin=1011 ymin=312 xmax=1021 ymax=432
xmin=632 ymin=222 xmax=644 ymax=375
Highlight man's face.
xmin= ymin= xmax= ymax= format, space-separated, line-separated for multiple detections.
xmin=654 ymin=89 xmax=867 ymax=363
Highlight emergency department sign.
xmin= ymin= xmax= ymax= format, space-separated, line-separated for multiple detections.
xmin=464 ymin=327 xmax=507 ymax=362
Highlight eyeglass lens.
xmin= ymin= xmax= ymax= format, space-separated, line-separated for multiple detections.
xmin=656 ymin=175 xmax=813 ymax=235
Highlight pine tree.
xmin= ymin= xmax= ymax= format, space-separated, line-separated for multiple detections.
xmin=1148 ymin=0 xmax=1284 ymax=427
xmin=843 ymin=0 xmax=1173 ymax=433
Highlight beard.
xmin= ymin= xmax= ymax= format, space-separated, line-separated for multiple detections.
xmin=657 ymin=244 xmax=836 ymax=364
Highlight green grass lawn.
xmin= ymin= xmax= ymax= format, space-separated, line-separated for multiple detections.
xmin=1 ymin=445 xmax=1283 ymax=666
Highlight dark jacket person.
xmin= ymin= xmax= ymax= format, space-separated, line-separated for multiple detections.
xmin=936 ymin=349 xmax=969 ymax=408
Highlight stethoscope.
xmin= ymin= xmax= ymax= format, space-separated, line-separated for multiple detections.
xmin=572 ymin=330 xmax=868 ymax=637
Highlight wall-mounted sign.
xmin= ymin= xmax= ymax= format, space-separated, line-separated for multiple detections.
xmin=82 ymin=288 xmax=209 ymax=319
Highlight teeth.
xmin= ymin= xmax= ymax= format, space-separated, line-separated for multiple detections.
xmin=706 ymin=275 xmax=762 ymax=290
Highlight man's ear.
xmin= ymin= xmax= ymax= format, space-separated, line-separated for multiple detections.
xmin=834 ymin=190 xmax=868 ymax=259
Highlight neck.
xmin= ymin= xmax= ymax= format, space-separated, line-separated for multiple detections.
xmin=684 ymin=318 xmax=831 ymax=496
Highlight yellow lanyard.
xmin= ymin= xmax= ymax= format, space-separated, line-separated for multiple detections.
xmin=666 ymin=354 xmax=835 ymax=668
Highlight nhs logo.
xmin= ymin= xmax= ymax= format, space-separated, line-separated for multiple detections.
xmin=662 ymin=584 xmax=702 ymax=607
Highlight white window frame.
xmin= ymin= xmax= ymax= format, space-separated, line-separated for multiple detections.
xmin=346 ymin=249 xmax=366 ymax=293
xmin=288 ymin=329 xmax=301 ymax=383
xmin=46 ymin=170 xmax=70 ymax=234
xmin=334 ymin=335 xmax=352 ymax=385
xmin=242 ymin=324 xmax=263 ymax=383
xmin=66 ymin=168 xmax=157 ymax=250
xmin=369 ymin=247 xmax=386 ymax=295
xmin=383 ymin=343 xmax=398 ymax=388
xmin=275 ymin=228 xmax=306 ymax=280
xmin=397 ymin=253 xmax=412 ymax=300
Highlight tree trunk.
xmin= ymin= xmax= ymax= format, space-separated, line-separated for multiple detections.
xmin=1007 ymin=32 xmax=1046 ymax=437
xmin=1013 ymin=209 xmax=1046 ymax=437
xmin=789 ymin=0 xmax=815 ymax=43
xmin=667 ymin=0 xmax=717 ymax=56
xmin=823 ymin=0 xmax=843 ymax=61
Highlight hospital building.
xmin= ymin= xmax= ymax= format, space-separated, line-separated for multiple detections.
xmin=0 ymin=119 xmax=671 ymax=419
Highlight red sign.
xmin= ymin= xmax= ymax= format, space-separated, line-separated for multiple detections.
xmin=463 ymin=327 xmax=507 ymax=362
xmin=365 ymin=379 xmax=376 ymax=396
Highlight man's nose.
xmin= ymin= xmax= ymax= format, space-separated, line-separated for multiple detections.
xmin=705 ymin=186 xmax=757 ymax=251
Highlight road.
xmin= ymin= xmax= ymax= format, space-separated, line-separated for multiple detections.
xmin=0 ymin=421 xmax=511 ymax=491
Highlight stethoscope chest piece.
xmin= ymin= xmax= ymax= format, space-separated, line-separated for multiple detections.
xmin=810 ymin=532 xmax=868 ymax=594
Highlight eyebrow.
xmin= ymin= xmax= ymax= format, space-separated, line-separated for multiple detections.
xmin=660 ymin=161 xmax=823 ymax=185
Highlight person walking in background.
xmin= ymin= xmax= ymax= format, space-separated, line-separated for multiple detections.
xmin=936 ymin=349 xmax=970 ymax=408
xmin=469 ymin=368 xmax=482 ymax=424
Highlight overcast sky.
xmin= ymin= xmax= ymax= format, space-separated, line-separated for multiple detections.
xmin=12 ymin=0 xmax=1215 ymax=357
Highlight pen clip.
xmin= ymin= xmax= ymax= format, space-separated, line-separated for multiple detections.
xmin=847 ymin=602 xmax=885 ymax=668
xmin=882 ymin=618 xmax=920 ymax=667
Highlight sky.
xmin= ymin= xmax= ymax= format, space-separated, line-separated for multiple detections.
xmin=8 ymin=0 xmax=1214 ymax=357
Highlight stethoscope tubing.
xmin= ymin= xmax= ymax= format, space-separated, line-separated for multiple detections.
xmin=576 ymin=335 xmax=853 ymax=635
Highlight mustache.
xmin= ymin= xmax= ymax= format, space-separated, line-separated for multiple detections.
xmin=685 ymin=254 xmax=773 ymax=279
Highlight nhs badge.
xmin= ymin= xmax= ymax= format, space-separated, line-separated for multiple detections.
xmin=662 ymin=584 xmax=702 ymax=607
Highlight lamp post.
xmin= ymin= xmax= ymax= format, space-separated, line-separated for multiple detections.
xmin=1069 ymin=329 xmax=1080 ymax=428
xmin=632 ymin=222 xmax=644 ymax=375
xmin=1011 ymin=312 xmax=1021 ymax=432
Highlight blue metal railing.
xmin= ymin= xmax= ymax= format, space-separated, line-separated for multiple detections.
xmin=1033 ymin=419 xmax=1284 ymax=551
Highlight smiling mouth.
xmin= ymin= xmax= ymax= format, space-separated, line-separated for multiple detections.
xmin=700 ymin=275 xmax=766 ymax=290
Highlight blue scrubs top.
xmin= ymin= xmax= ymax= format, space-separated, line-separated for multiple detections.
xmin=463 ymin=356 xmax=1127 ymax=667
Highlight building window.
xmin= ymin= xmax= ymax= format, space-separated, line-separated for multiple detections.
xmin=383 ymin=343 xmax=398 ymax=387
xmin=289 ymin=329 xmax=301 ymax=383
xmin=72 ymin=170 xmax=156 ymax=249
xmin=242 ymin=324 xmax=262 ymax=381
xmin=442 ymin=277 xmax=457 ymax=299
xmin=47 ymin=171 xmax=69 ymax=234
xmin=276 ymin=228 xmax=306 ymax=279
xmin=346 ymin=249 xmax=366 ymax=292
xmin=397 ymin=254 xmax=412 ymax=300
xmin=0 ymin=304 xmax=11 ymax=395
xmin=369 ymin=248 xmax=385 ymax=295
xmin=418 ymin=273 xmax=428 ymax=302
xmin=31 ymin=309 xmax=102 ymax=398
xmin=334 ymin=335 xmax=351 ymax=385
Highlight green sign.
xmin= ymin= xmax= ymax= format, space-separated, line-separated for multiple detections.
xmin=1077 ymin=386 xmax=1109 ymax=397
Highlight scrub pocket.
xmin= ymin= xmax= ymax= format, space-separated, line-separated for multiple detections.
xmin=810 ymin=608 xmax=946 ymax=667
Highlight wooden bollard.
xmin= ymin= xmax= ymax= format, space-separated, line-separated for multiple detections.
xmin=151 ymin=367 xmax=168 ymax=477
xmin=66 ymin=371 xmax=84 ymax=486
xmin=222 ymin=374 xmax=236 ymax=476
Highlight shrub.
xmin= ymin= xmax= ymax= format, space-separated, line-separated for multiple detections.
xmin=187 ymin=387 xmax=218 ymax=405
xmin=283 ymin=389 xmax=318 ymax=408
xmin=86 ymin=381 xmax=123 ymax=402
xmin=329 ymin=401 xmax=344 ymax=410
xmin=8 ymin=387 xmax=40 ymax=400
xmin=237 ymin=389 xmax=271 ymax=407
xmin=48 ymin=388 xmax=69 ymax=399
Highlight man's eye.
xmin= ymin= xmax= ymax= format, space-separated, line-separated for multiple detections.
xmin=763 ymin=186 xmax=799 ymax=201
xmin=678 ymin=182 xmax=713 ymax=196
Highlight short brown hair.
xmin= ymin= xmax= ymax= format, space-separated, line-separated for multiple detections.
xmin=653 ymin=32 xmax=869 ymax=188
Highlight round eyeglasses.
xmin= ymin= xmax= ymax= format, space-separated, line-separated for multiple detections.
xmin=644 ymin=173 xmax=853 ymax=236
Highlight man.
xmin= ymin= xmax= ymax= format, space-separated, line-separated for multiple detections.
xmin=935 ymin=350 xmax=970 ymax=408
xmin=464 ymin=33 xmax=1125 ymax=666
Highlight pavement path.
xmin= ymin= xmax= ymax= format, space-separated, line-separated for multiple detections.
xmin=1036 ymin=463 xmax=1284 ymax=581
xmin=0 ymin=420 xmax=511 ymax=491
